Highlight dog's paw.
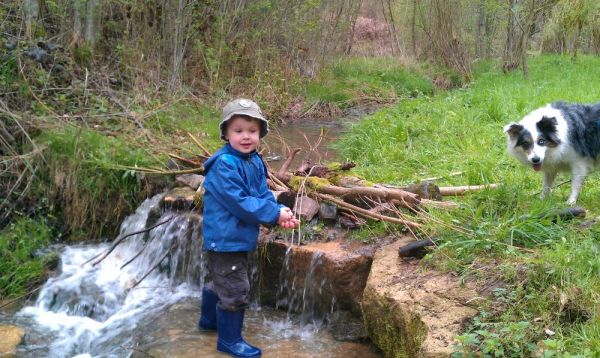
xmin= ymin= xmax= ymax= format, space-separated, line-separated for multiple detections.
xmin=566 ymin=198 xmax=577 ymax=205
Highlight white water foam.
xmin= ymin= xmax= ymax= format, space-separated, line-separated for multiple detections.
xmin=18 ymin=194 xmax=201 ymax=357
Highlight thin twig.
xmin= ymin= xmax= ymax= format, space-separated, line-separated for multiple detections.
xmin=0 ymin=285 xmax=42 ymax=309
xmin=87 ymin=216 xmax=174 ymax=266
xmin=130 ymin=238 xmax=179 ymax=289
xmin=187 ymin=132 xmax=212 ymax=157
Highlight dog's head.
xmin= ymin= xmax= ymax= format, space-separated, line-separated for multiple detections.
xmin=504 ymin=106 xmax=564 ymax=171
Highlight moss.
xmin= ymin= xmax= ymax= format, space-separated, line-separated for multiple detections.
xmin=288 ymin=175 xmax=331 ymax=191
xmin=361 ymin=287 xmax=428 ymax=357
xmin=328 ymin=174 xmax=374 ymax=187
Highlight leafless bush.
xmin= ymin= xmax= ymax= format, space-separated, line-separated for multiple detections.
xmin=420 ymin=0 xmax=472 ymax=81
xmin=0 ymin=103 xmax=44 ymax=227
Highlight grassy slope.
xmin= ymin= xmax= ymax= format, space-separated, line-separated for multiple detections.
xmin=338 ymin=55 xmax=600 ymax=356
xmin=306 ymin=57 xmax=435 ymax=107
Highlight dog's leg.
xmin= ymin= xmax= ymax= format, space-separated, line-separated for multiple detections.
xmin=541 ymin=171 xmax=556 ymax=199
xmin=567 ymin=165 xmax=589 ymax=205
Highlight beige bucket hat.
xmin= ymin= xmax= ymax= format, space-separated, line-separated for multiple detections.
xmin=219 ymin=98 xmax=269 ymax=140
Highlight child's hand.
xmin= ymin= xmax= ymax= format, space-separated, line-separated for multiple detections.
xmin=278 ymin=208 xmax=300 ymax=229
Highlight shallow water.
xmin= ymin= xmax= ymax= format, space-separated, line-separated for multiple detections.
xmin=262 ymin=118 xmax=351 ymax=171
xmin=1 ymin=194 xmax=381 ymax=357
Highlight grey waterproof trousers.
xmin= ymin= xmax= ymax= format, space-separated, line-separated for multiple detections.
xmin=206 ymin=251 xmax=250 ymax=311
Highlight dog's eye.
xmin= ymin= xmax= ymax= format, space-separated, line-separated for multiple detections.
xmin=538 ymin=139 xmax=546 ymax=145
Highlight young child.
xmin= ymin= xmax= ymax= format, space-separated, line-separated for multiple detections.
xmin=198 ymin=98 xmax=299 ymax=358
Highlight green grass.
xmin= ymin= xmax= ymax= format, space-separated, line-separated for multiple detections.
xmin=35 ymin=127 xmax=160 ymax=239
xmin=338 ymin=55 xmax=600 ymax=356
xmin=0 ymin=218 xmax=56 ymax=299
xmin=306 ymin=57 xmax=434 ymax=107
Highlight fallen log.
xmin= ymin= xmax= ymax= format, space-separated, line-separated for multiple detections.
xmin=438 ymin=184 xmax=499 ymax=196
xmin=420 ymin=199 xmax=460 ymax=209
xmin=519 ymin=207 xmax=586 ymax=223
xmin=313 ymin=182 xmax=420 ymax=207
xmin=312 ymin=192 xmax=422 ymax=229
xmin=287 ymin=176 xmax=421 ymax=208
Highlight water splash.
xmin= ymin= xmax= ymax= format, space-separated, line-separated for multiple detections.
xmin=17 ymin=194 xmax=204 ymax=357
xmin=274 ymin=246 xmax=336 ymax=332
xmin=11 ymin=193 xmax=355 ymax=357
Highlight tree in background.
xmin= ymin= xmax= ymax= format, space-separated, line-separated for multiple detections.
xmin=542 ymin=0 xmax=600 ymax=58
xmin=6 ymin=0 xmax=600 ymax=99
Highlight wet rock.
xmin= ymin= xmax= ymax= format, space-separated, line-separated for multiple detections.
xmin=160 ymin=187 xmax=200 ymax=211
xmin=166 ymin=158 xmax=183 ymax=170
xmin=405 ymin=181 xmax=442 ymax=201
xmin=339 ymin=214 xmax=366 ymax=230
xmin=0 ymin=325 xmax=24 ymax=357
xmin=258 ymin=240 xmax=373 ymax=316
xmin=175 ymin=174 xmax=204 ymax=190
xmin=275 ymin=190 xmax=296 ymax=209
xmin=361 ymin=237 xmax=478 ymax=357
xmin=293 ymin=196 xmax=319 ymax=221
xmin=319 ymin=202 xmax=338 ymax=222
xmin=329 ymin=310 xmax=368 ymax=342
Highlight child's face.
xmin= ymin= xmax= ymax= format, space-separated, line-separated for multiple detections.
xmin=224 ymin=116 xmax=261 ymax=154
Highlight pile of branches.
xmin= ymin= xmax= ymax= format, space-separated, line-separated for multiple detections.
xmin=144 ymin=133 xmax=497 ymax=233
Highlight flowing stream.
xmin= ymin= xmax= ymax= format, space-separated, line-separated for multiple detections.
xmin=3 ymin=192 xmax=380 ymax=357
xmin=0 ymin=115 xmax=382 ymax=357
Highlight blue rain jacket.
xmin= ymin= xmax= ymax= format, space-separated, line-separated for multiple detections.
xmin=202 ymin=144 xmax=282 ymax=252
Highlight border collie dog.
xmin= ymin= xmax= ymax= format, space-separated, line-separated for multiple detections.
xmin=504 ymin=101 xmax=600 ymax=204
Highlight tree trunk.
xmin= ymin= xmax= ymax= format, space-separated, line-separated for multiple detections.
xmin=169 ymin=0 xmax=187 ymax=90
xmin=475 ymin=0 xmax=486 ymax=58
xmin=503 ymin=0 xmax=521 ymax=72
xmin=23 ymin=0 xmax=39 ymax=40
xmin=72 ymin=0 xmax=99 ymax=48
xmin=411 ymin=0 xmax=418 ymax=56
xmin=84 ymin=0 xmax=100 ymax=46
xmin=344 ymin=0 xmax=363 ymax=55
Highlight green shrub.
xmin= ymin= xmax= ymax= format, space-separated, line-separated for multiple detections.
xmin=0 ymin=218 xmax=55 ymax=299
xmin=306 ymin=57 xmax=433 ymax=107
xmin=35 ymin=127 xmax=158 ymax=240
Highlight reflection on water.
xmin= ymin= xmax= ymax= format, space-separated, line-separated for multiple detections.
xmin=262 ymin=120 xmax=350 ymax=172
xmin=131 ymin=298 xmax=381 ymax=358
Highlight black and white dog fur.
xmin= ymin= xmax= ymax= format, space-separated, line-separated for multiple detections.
xmin=504 ymin=101 xmax=600 ymax=204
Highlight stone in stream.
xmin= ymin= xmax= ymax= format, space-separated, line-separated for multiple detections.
xmin=160 ymin=187 xmax=200 ymax=211
xmin=274 ymin=190 xmax=296 ymax=209
xmin=339 ymin=214 xmax=366 ymax=230
xmin=0 ymin=325 xmax=24 ymax=357
xmin=258 ymin=240 xmax=374 ymax=318
xmin=319 ymin=202 xmax=338 ymax=222
xmin=175 ymin=174 xmax=204 ymax=191
xmin=293 ymin=195 xmax=319 ymax=221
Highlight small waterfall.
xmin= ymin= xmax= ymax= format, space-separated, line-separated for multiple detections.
xmin=17 ymin=194 xmax=205 ymax=357
xmin=7 ymin=192 xmax=374 ymax=357
xmin=274 ymin=246 xmax=336 ymax=329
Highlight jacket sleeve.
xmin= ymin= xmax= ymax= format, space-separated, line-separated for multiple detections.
xmin=204 ymin=157 xmax=281 ymax=225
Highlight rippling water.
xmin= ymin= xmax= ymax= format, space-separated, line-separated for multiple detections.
xmin=2 ymin=194 xmax=380 ymax=357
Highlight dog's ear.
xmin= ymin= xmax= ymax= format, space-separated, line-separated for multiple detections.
xmin=537 ymin=116 xmax=558 ymax=132
xmin=504 ymin=123 xmax=523 ymax=138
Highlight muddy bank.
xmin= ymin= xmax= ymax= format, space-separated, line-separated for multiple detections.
xmin=362 ymin=237 xmax=480 ymax=357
